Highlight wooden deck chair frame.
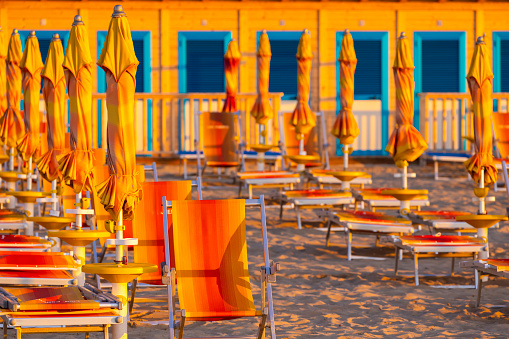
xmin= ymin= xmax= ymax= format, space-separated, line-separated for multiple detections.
xmin=194 ymin=111 xmax=245 ymax=181
xmin=162 ymin=195 xmax=278 ymax=339
xmin=128 ymin=179 xmax=202 ymax=313
xmin=143 ymin=162 xmax=159 ymax=182
xmin=277 ymin=111 xmax=330 ymax=171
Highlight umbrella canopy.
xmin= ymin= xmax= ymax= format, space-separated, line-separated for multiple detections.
xmin=96 ymin=5 xmax=141 ymax=221
xmin=36 ymin=34 xmax=66 ymax=182
xmin=17 ymin=31 xmax=44 ymax=162
xmin=290 ymin=29 xmax=315 ymax=138
xmin=385 ymin=32 xmax=427 ymax=168
xmin=58 ymin=15 xmax=95 ymax=193
xmin=464 ymin=36 xmax=497 ymax=185
xmin=250 ymin=31 xmax=272 ymax=130
xmin=0 ymin=29 xmax=24 ymax=148
xmin=222 ymin=39 xmax=240 ymax=113
xmin=0 ymin=28 xmax=7 ymax=116
xmin=331 ymin=29 xmax=359 ymax=145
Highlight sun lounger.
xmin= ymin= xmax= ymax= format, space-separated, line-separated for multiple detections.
xmin=322 ymin=210 xmax=415 ymax=260
xmin=492 ymin=113 xmax=509 ymax=192
xmin=0 ymin=235 xmax=51 ymax=252
xmin=460 ymin=259 xmax=509 ymax=307
xmin=424 ymin=151 xmax=472 ymax=181
xmin=162 ymin=197 xmax=278 ymax=338
xmin=236 ymin=171 xmax=300 ymax=199
xmin=353 ymin=188 xmax=430 ymax=212
xmin=0 ymin=285 xmax=121 ymax=338
xmin=307 ymin=169 xmax=372 ymax=189
xmin=392 ymin=235 xmax=486 ymax=286
xmin=408 ymin=210 xmax=476 ymax=235
xmin=279 ymin=189 xmax=354 ymax=229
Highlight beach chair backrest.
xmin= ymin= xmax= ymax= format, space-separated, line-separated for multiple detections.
xmin=168 ymin=199 xmax=256 ymax=320
xmin=492 ymin=112 xmax=509 ymax=159
xmin=132 ymin=180 xmax=202 ymax=285
xmin=195 ymin=111 xmax=243 ymax=169
xmin=278 ymin=111 xmax=330 ymax=169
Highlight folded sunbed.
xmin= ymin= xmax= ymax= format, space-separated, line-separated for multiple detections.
xmin=236 ymin=171 xmax=300 ymax=199
xmin=353 ymin=188 xmax=430 ymax=212
xmin=408 ymin=210 xmax=475 ymax=234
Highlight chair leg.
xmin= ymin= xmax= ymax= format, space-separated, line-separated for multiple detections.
xmin=375 ymin=235 xmax=380 ymax=247
xmin=249 ymin=185 xmax=253 ymax=200
xmin=476 ymin=271 xmax=483 ymax=308
xmin=295 ymin=206 xmax=302 ymax=229
xmin=450 ymin=258 xmax=455 ymax=276
xmin=414 ymin=253 xmax=419 ymax=286
xmin=257 ymin=311 xmax=268 ymax=339
xmin=325 ymin=219 xmax=332 ymax=247
xmin=99 ymin=243 xmax=108 ymax=263
xmin=347 ymin=230 xmax=352 ymax=261
xmin=238 ymin=182 xmax=242 ymax=197
xmin=394 ymin=248 xmax=400 ymax=275
xmin=279 ymin=199 xmax=284 ymax=219
xmin=129 ymin=278 xmax=138 ymax=314
xmin=178 ymin=310 xmax=186 ymax=339
xmin=3 ymin=319 xmax=7 ymax=339
xmin=104 ymin=325 xmax=109 ymax=339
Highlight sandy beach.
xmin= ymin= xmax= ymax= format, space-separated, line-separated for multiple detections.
xmin=13 ymin=159 xmax=509 ymax=338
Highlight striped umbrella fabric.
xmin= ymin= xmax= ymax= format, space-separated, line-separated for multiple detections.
xmin=58 ymin=15 xmax=95 ymax=193
xmin=96 ymin=6 xmax=141 ymax=221
xmin=36 ymin=34 xmax=66 ymax=182
xmin=0 ymin=29 xmax=24 ymax=148
xmin=385 ymin=32 xmax=427 ymax=168
xmin=331 ymin=29 xmax=359 ymax=146
xmin=290 ymin=29 xmax=315 ymax=138
xmin=0 ymin=28 xmax=7 ymax=116
xmin=250 ymin=31 xmax=272 ymax=132
xmin=464 ymin=36 xmax=497 ymax=185
xmin=222 ymin=40 xmax=240 ymax=113
xmin=17 ymin=31 xmax=44 ymax=162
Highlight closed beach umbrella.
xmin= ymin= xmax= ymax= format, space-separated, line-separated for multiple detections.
xmin=222 ymin=39 xmax=240 ymax=113
xmin=331 ymin=29 xmax=359 ymax=147
xmin=464 ymin=36 xmax=497 ymax=185
xmin=36 ymin=33 xmax=66 ymax=182
xmin=385 ymin=32 xmax=427 ymax=168
xmin=290 ymin=29 xmax=315 ymax=139
xmin=250 ymin=31 xmax=272 ymax=133
xmin=96 ymin=5 xmax=141 ymax=221
xmin=58 ymin=15 xmax=95 ymax=193
xmin=0 ymin=28 xmax=8 ymax=115
xmin=17 ymin=31 xmax=44 ymax=162
xmin=0 ymin=29 xmax=24 ymax=148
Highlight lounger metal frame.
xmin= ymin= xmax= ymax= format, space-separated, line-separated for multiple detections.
xmin=459 ymin=260 xmax=509 ymax=307
xmin=162 ymin=195 xmax=278 ymax=339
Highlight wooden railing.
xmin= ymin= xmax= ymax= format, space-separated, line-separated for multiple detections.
xmin=418 ymin=92 xmax=509 ymax=152
xmin=51 ymin=92 xmax=283 ymax=157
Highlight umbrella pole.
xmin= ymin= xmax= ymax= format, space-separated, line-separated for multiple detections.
xmin=402 ymin=165 xmax=408 ymax=189
xmin=73 ymin=191 xmax=86 ymax=286
xmin=297 ymin=135 xmax=306 ymax=172
xmin=478 ymin=168 xmax=486 ymax=215
xmin=477 ymin=168 xmax=489 ymax=259
xmin=112 ymin=211 xmax=128 ymax=339
xmin=343 ymin=145 xmax=349 ymax=170
xmin=6 ymin=148 xmax=15 ymax=209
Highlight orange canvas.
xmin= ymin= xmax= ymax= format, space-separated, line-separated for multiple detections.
xmin=132 ymin=181 xmax=192 ymax=285
xmin=172 ymin=199 xmax=259 ymax=321
xmin=492 ymin=113 xmax=509 ymax=159
xmin=96 ymin=12 xmax=141 ymax=222
xmin=222 ymin=40 xmax=240 ymax=113
xmin=0 ymin=251 xmax=78 ymax=269
xmin=250 ymin=31 xmax=272 ymax=131
xmin=58 ymin=16 xmax=96 ymax=193
xmin=200 ymin=112 xmax=239 ymax=167
xmin=290 ymin=30 xmax=315 ymax=138
xmin=0 ymin=30 xmax=24 ymax=148
xmin=331 ymin=30 xmax=359 ymax=146
xmin=5 ymin=286 xmax=100 ymax=311
xmin=0 ymin=28 xmax=7 ymax=116
xmin=386 ymin=33 xmax=427 ymax=168
xmin=36 ymin=35 xmax=66 ymax=182
xmin=464 ymin=37 xmax=497 ymax=185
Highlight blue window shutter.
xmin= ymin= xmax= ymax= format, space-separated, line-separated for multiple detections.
xmin=38 ymin=38 xmax=52 ymax=64
xmin=500 ymin=40 xmax=509 ymax=92
xmin=421 ymin=40 xmax=460 ymax=92
xmin=354 ymin=40 xmax=382 ymax=97
xmin=186 ymin=40 xmax=225 ymax=93
xmin=133 ymin=39 xmax=145 ymax=93
xmin=269 ymin=40 xmax=299 ymax=99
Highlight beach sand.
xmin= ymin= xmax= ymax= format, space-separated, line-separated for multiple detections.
xmin=11 ymin=159 xmax=509 ymax=338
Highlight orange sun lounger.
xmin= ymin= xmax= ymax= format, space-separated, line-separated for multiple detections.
xmin=392 ymin=234 xmax=486 ymax=286
xmin=308 ymin=169 xmax=372 ymax=189
xmin=162 ymin=197 xmax=278 ymax=338
xmin=460 ymin=259 xmax=509 ymax=307
xmin=408 ymin=210 xmax=476 ymax=235
xmin=0 ymin=235 xmax=51 ymax=251
xmin=353 ymin=187 xmax=430 ymax=212
xmin=236 ymin=170 xmax=301 ymax=199
xmin=0 ymin=284 xmax=122 ymax=338
xmin=323 ymin=210 xmax=415 ymax=260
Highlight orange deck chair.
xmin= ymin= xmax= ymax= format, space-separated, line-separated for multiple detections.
xmin=128 ymin=179 xmax=202 ymax=312
xmin=162 ymin=196 xmax=278 ymax=338
xmin=195 ymin=111 xmax=244 ymax=180
xmin=492 ymin=112 xmax=509 ymax=194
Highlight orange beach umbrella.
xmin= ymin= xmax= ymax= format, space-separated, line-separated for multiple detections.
xmin=58 ymin=15 xmax=95 ymax=193
xmin=385 ymin=32 xmax=427 ymax=168
xmin=222 ymin=40 xmax=240 ymax=113
xmin=290 ymin=29 xmax=315 ymax=138
xmin=0 ymin=29 xmax=24 ymax=148
xmin=96 ymin=5 xmax=141 ymax=221
xmin=250 ymin=31 xmax=272 ymax=132
xmin=17 ymin=31 xmax=44 ymax=162
xmin=0 ymin=28 xmax=7 ymax=115
xmin=331 ymin=29 xmax=359 ymax=146
xmin=36 ymin=34 xmax=66 ymax=182
xmin=464 ymin=36 xmax=497 ymax=185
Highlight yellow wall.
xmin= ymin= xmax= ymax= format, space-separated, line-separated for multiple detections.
xmin=2 ymin=1 xmax=509 ymax=153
